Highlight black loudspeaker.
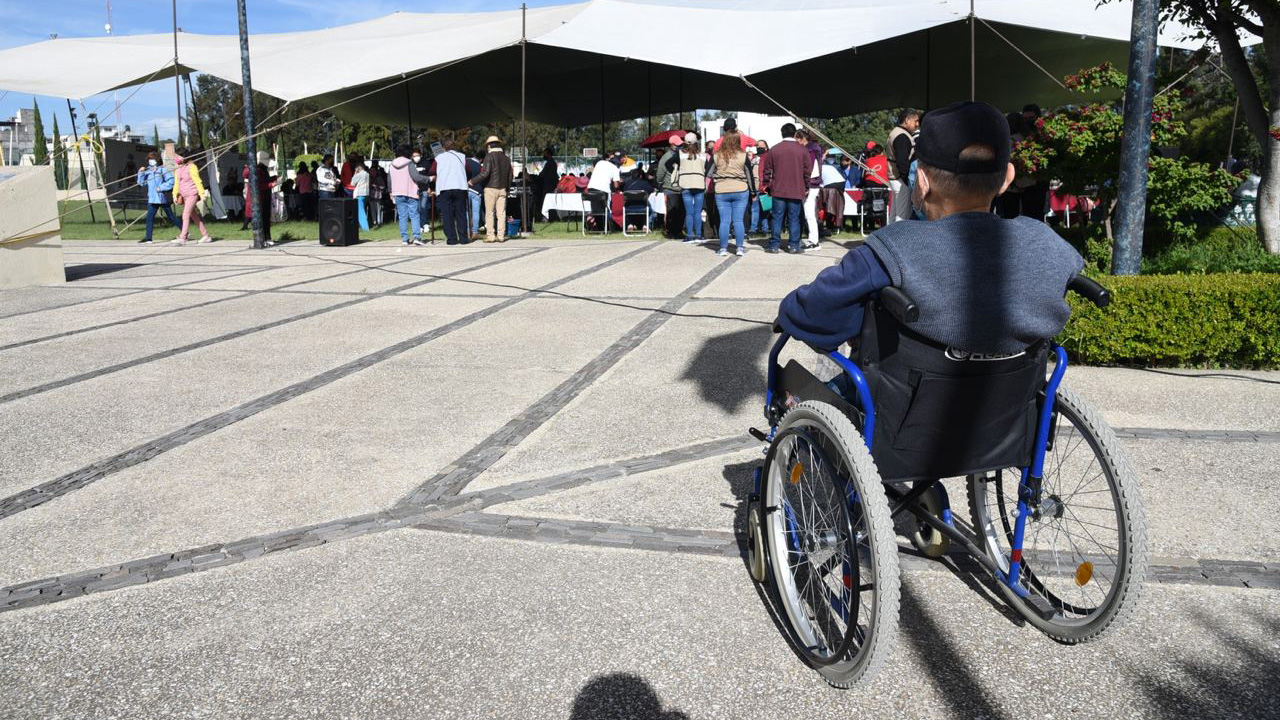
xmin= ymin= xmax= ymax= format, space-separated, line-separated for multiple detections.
xmin=319 ymin=198 xmax=359 ymax=246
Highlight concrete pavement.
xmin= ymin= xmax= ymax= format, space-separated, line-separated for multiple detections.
xmin=1 ymin=238 xmax=1276 ymax=719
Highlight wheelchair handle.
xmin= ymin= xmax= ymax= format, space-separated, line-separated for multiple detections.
xmin=880 ymin=286 xmax=919 ymax=324
xmin=1067 ymin=274 xmax=1111 ymax=309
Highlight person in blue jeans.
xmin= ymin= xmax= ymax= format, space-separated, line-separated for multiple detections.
xmin=769 ymin=198 xmax=804 ymax=252
xmin=135 ymin=152 xmax=180 ymax=244
xmin=710 ymin=128 xmax=757 ymax=256
xmin=388 ymin=146 xmax=430 ymax=245
xmin=682 ymin=188 xmax=705 ymax=242
xmin=468 ymin=186 xmax=482 ymax=237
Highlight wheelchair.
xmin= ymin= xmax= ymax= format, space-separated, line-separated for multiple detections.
xmin=745 ymin=276 xmax=1148 ymax=688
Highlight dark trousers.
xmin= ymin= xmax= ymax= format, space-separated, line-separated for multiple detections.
xmin=769 ymin=197 xmax=804 ymax=251
xmin=144 ymin=203 xmax=181 ymax=240
xmin=662 ymin=190 xmax=684 ymax=239
xmin=438 ymin=189 xmax=469 ymax=244
xmin=704 ymin=188 xmax=718 ymax=238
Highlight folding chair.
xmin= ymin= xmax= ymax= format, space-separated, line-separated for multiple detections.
xmin=622 ymin=191 xmax=650 ymax=236
xmin=583 ymin=190 xmax=611 ymax=235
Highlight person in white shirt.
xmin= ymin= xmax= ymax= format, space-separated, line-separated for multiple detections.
xmin=429 ymin=138 xmax=473 ymax=244
xmin=351 ymin=163 xmax=370 ymax=231
xmin=315 ymin=155 xmax=339 ymax=198
xmin=585 ymin=155 xmax=621 ymax=230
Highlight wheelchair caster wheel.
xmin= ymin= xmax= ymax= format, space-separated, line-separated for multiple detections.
xmin=909 ymin=484 xmax=951 ymax=559
xmin=746 ymin=495 xmax=768 ymax=584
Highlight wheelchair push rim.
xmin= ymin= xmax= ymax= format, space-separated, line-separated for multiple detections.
xmin=968 ymin=387 xmax=1147 ymax=640
xmin=761 ymin=401 xmax=900 ymax=686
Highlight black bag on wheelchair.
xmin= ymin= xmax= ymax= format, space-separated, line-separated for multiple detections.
xmin=852 ymin=301 xmax=1048 ymax=482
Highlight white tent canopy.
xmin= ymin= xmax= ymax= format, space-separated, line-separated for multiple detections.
xmin=0 ymin=0 xmax=1218 ymax=126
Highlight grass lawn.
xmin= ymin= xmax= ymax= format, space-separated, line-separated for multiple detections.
xmin=54 ymin=200 xmax=870 ymax=244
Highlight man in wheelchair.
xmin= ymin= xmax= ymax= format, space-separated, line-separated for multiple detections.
xmin=774 ymin=101 xmax=1085 ymax=478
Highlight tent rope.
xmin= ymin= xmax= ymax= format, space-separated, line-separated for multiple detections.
xmin=976 ymin=18 xmax=1067 ymax=90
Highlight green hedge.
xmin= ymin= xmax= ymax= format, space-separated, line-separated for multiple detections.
xmin=1060 ymin=273 xmax=1280 ymax=368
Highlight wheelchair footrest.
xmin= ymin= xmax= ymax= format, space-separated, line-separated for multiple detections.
xmin=1024 ymin=595 xmax=1057 ymax=621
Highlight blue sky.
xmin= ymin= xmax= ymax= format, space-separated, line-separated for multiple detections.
xmin=0 ymin=0 xmax=564 ymax=140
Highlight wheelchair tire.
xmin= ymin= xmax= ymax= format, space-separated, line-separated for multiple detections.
xmin=966 ymin=387 xmax=1148 ymax=643
xmin=761 ymin=401 xmax=900 ymax=689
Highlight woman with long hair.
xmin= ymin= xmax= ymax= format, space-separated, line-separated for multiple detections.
xmin=711 ymin=129 xmax=755 ymax=256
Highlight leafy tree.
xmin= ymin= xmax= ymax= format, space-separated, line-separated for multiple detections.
xmin=1133 ymin=1 xmax=1280 ymax=253
xmin=31 ymin=99 xmax=47 ymax=165
xmin=152 ymin=125 xmax=160 ymax=149
xmin=51 ymin=116 xmax=67 ymax=189
xmin=1015 ymin=63 xmax=1237 ymax=268
xmin=803 ymin=110 xmax=898 ymax=155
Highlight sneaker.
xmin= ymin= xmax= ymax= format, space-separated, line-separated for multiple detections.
xmin=785 ymin=246 xmax=806 ymax=254
xmin=715 ymin=248 xmax=728 ymax=256
xmin=682 ymin=238 xmax=700 ymax=244
xmin=736 ymin=247 xmax=746 ymax=257
xmin=264 ymin=240 xmax=275 ymax=247
xmin=170 ymin=238 xmax=187 ymax=245
xmin=412 ymin=239 xmax=426 ymax=246
xmin=138 ymin=238 xmax=152 ymax=244
xmin=402 ymin=239 xmax=412 ymax=245
xmin=765 ymin=247 xmax=780 ymax=254
xmin=199 ymin=236 xmax=213 ymax=243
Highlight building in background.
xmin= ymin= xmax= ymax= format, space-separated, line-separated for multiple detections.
xmin=0 ymin=108 xmax=38 ymax=166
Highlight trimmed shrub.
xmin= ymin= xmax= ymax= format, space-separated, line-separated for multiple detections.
xmin=1060 ymin=273 xmax=1280 ymax=368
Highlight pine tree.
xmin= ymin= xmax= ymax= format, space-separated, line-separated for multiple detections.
xmin=153 ymin=125 xmax=160 ymax=149
xmin=31 ymin=99 xmax=48 ymax=165
xmin=51 ymin=116 xmax=67 ymax=189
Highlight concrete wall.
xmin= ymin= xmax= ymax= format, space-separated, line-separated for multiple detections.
xmin=0 ymin=166 xmax=65 ymax=289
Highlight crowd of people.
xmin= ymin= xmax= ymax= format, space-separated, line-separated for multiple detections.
xmin=147 ymin=102 xmax=1057 ymax=249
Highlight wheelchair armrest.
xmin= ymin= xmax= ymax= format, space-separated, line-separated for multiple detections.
xmin=880 ymin=286 xmax=919 ymax=324
xmin=1067 ymin=274 xmax=1111 ymax=309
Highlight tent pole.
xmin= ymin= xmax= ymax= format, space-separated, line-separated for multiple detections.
xmin=172 ymin=0 xmax=183 ymax=145
xmin=925 ymin=29 xmax=931 ymax=110
xmin=520 ymin=3 xmax=529 ymax=235
xmin=236 ymin=0 xmax=263 ymax=249
xmin=66 ymin=100 xmax=95 ymax=223
xmin=969 ymin=0 xmax=975 ymax=101
xmin=405 ymin=81 xmax=413 ymax=149
xmin=599 ymin=55 xmax=605 ymax=152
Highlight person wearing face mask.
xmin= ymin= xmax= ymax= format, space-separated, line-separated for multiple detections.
xmin=136 ymin=151 xmax=181 ymax=244
xmin=169 ymin=148 xmax=211 ymax=244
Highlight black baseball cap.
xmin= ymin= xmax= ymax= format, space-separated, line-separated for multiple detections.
xmin=914 ymin=101 xmax=1011 ymax=174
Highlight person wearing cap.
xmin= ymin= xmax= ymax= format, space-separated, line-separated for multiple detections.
xmin=761 ymin=122 xmax=813 ymax=253
xmin=886 ymin=108 xmax=920 ymax=224
xmin=654 ymin=134 xmax=685 ymax=239
xmin=469 ymin=135 xmax=514 ymax=242
xmin=776 ymin=101 xmax=1084 ymax=365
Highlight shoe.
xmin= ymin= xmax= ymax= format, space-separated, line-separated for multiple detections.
xmin=199 ymin=236 xmax=212 ymax=243
xmin=736 ymin=247 xmax=746 ymax=257
xmin=412 ymin=239 xmax=426 ymax=246
xmin=715 ymin=248 xmax=728 ymax=256
xmin=170 ymin=238 xmax=187 ymax=245
xmin=785 ymin=246 xmax=807 ymax=254
xmin=264 ymin=240 xmax=275 ymax=247
xmin=765 ymin=247 xmax=780 ymax=254
xmin=682 ymin=238 xmax=700 ymax=244
xmin=138 ymin=238 xmax=152 ymax=244
xmin=402 ymin=239 xmax=412 ymax=245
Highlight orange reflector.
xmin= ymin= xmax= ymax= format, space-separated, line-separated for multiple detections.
xmin=1075 ymin=561 xmax=1094 ymax=587
xmin=789 ymin=463 xmax=805 ymax=485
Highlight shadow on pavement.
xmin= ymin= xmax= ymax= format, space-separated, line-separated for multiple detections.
xmin=1130 ymin=605 xmax=1280 ymax=718
xmin=569 ymin=673 xmax=688 ymax=720
xmin=64 ymin=263 xmax=144 ymax=281
xmin=681 ymin=325 xmax=773 ymax=414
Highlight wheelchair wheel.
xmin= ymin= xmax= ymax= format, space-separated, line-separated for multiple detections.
xmin=761 ymin=401 xmax=899 ymax=688
xmin=967 ymin=387 xmax=1147 ymax=643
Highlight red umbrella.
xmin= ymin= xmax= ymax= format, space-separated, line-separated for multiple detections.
xmin=713 ymin=132 xmax=756 ymax=151
xmin=639 ymin=129 xmax=689 ymax=149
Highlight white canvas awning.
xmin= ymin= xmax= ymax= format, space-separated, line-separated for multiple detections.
xmin=0 ymin=0 xmax=1230 ymax=127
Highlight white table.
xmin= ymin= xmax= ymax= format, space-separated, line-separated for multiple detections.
xmin=541 ymin=193 xmax=589 ymax=219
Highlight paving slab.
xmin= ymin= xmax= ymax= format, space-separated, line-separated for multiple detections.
xmin=0 ymin=291 xmax=353 ymax=396
xmin=0 ymin=288 xmax=240 ymax=346
xmin=402 ymin=241 xmax=647 ymax=297
xmin=695 ymin=245 xmax=840 ymax=298
xmin=0 ymin=297 xmax=643 ymax=587
xmin=552 ymin=241 xmax=726 ymax=299
xmin=0 ymin=529 xmax=1274 ymax=720
xmin=0 ymin=294 xmax=503 ymax=496
xmin=1066 ymin=366 xmax=1280 ymax=432
xmin=0 ymin=285 xmax=146 ymax=318
xmin=465 ymin=300 xmax=808 ymax=493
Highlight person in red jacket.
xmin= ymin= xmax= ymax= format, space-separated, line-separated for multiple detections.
xmin=761 ymin=122 xmax=814 ymax=253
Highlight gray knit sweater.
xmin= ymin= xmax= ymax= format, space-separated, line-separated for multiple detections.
xmin=864 ymin=212 xmax=1084 ymax=353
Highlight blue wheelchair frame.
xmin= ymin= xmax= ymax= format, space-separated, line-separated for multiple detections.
xmin=762 ymin=332 xmax=1069 ymax=600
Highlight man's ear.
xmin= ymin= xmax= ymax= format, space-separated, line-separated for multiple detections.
xmin=915 ymin=166 xmax=931 ymax=199
xmin=999 ymin=162 xmax=1016 ymax=194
